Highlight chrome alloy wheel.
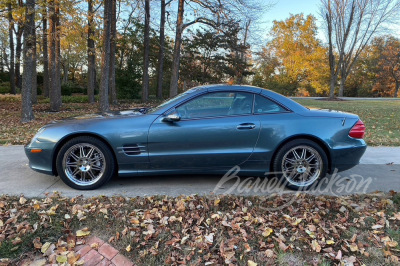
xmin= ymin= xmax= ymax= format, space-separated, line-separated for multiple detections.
xmin=62 ymin=143 xmax=106 ymax=186
xmin=281 ymin=145 xmax=323 ymax=187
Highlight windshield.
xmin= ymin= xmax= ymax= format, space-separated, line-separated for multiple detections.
xmin=146 ymin=88 xmax=201 ymax=114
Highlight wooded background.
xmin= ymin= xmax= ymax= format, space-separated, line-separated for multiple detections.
xmin=0 ymin=0 xmax=399 ymax=122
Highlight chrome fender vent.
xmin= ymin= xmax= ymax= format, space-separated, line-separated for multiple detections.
xmin=120 ymin=144 xmax=145 ymax=156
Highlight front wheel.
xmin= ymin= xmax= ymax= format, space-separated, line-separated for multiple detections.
xmin=56 ymin=136 xmax=115 ymax=190
xmin=273 ymin=139 xmax=328 ymax=190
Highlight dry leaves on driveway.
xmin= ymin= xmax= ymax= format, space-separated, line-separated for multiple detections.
xmin=1 ymin=191 xmax=400 ymax=265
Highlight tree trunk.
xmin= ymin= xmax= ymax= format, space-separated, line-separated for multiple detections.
xmin=21 ymin=0 xmax=36 ymax=122
xmin=99 ymin=0 xmax=112 ymax=113
xmin=49 ymin=0 xmax=62 ymax=111
xmin=62 ymin=54 xmax=68 ymax=84
xmin=238 ymin=20 xmax=250 ymax=84
xmin=395 ymin=80 xmax=399 ymax=98
xmin=156 ymin=0 xmax=166 ymax=99
xmin=169 ymin=0 xmax=185 ymax=97
xmin=15 ymin=24 xmax=23 ymax=89
xmin=87 ymin=0 xmax=96 ymax=103
xmin=31 ymin=23 xmax=37 ymax=104
xmin=142 ymin=0 xmax=150 ymax=102
xmin=55 ymin=3 xmax=62 ymax=103
xmin=109 ymin=0 xmax=117 ymax=105
xmin=42 ymin=6 xmax=49 ymax=97
xmin=7 ymin=2 xmax=16 ymax=95
xmin=339 ymin=67 xmax=347 ymax=97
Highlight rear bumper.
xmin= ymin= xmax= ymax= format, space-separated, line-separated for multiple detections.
xmin=330 ymin=144 xmax=367 ymax=173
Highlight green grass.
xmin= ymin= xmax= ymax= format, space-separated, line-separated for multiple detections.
xmin=295 ymin=99 xmax=400 ymax=146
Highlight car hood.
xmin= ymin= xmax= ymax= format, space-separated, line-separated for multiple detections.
xmin=52 ymin=108 xmax=147 ymax=123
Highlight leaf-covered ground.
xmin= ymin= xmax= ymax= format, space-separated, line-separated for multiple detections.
xmin=295 ymin=99 xmax=400 ymax=146
xmin=0 ymin=95 xmax=148 ymax=145
xmin=1 ymin=192 xmax=400 ymax=265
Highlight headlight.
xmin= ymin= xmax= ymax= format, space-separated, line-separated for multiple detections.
xmin=28 ymin=127 xmax=46 ymax=146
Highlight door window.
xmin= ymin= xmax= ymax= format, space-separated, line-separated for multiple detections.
xmin=175 ymin=92 xmax=254 ymax=119
xmin=254 ymin=94 xmax=287 ymax=114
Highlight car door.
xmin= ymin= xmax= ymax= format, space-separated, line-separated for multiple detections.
xmin=147 ymin=91 xmax=261 ymax=169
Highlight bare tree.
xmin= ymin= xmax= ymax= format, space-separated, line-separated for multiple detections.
xmin=87 ymin=0 xmax=96 ymax=103
xmin=7 ymin=1 xmax=15 ymax=95
xmin=142 ymin=0 xmax=150 ymax=102
xmin=99 ymin=0 xmax=112 ymax=113
xmin=21 ymin=0 xmax=36 ymax=122
xmin=320 ymin=0 xmax=400 ymax=97
xmin=168 ymin=0 xmax=267 ymax=97
xmin=169 ymin=0 xmax=220 ymax=97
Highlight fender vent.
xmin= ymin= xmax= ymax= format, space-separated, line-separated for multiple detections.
xmin=122 ymin=144 xmax=144 ymax=155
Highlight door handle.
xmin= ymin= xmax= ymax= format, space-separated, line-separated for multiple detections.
xmin=237 ymin=123 xmax=256 ymax=130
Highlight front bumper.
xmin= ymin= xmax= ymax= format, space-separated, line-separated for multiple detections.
xmin=24 ymin=144 xmax=55 ymax=176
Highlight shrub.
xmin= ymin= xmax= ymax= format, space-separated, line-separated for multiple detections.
xmin=0 ymin=82 xmax=10 ymax=94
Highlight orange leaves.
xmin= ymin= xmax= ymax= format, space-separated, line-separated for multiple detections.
xmin=2 ymin=193 xmax=400 ymax=264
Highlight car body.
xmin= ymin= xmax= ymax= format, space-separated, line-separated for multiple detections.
xmin=25 ymin=85 xmax=367 ymax=190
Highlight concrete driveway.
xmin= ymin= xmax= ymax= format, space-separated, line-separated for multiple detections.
xmin=0 ymin=145 xmax=399 ymax=198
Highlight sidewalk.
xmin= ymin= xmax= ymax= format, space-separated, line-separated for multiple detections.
xmin=360 ymin=146 xmax=400 ymax=164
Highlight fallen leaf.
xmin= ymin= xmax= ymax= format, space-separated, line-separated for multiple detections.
xmin=205 ymin=233 xmax=214 ymax=244
xmin=326 ymin=239 xmax=335 ymax=245
xmin=265 ymin=249 xmax=274 ymax=258
xmin=41 ymin=242 xmax=51 ymax=254
xmin=214 ymin=199 xmax=220 ymax=206
xmin=126 ymin=244 xmax=132 ymax=252
xmin=248 ymin=260 xmax=257 ymax=266
xmin=262 ymin=228 xmax=273 ymax=237
xmin=76 ymin=229 xmax=91 ymax=237
xmin=56 ymin=255 xmax=67 ymax=264
xmin=19 ymin=196 xmax=27 ymax=205
xmin=336 ymin=250 xmax=342 ymax=260
xmin=311 ymin=240 xmax=321 ymax=252
xmin=372 ymin=224 xmax=384 ymax=229
xmin=349 ymin=243 xmax=358 ymax=252
xmin=386 ymin=241 xmax=398 ymax=248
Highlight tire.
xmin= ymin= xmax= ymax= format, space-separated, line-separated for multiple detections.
xmin=56 ymin=136 xmax=115 ymax=190
xmin=272 ymin=139 xmax=328 ymax=190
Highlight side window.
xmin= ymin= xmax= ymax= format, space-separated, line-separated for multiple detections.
xmin=175 ymin=92 xmax=254 ymax=119
xmin=254 ymin=94 xmax=286 ymax=114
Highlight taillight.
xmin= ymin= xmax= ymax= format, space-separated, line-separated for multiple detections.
xmin=349 ymin=120 xmax=366 ymax=139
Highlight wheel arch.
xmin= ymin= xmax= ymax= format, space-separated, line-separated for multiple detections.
xmin=269 ymin=135 xmax=332 ymax=173
xmin=52 ymin=132 xmax=118 ymax=176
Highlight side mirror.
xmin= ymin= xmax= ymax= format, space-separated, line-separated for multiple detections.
xmin=162 ymin=113 xmax=181 ymax=122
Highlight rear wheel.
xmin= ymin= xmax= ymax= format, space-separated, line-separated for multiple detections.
xmin=56 ymin=136 xmax=115 ymax=190
xmin=273 ymin=139 xmax=328 ymax=190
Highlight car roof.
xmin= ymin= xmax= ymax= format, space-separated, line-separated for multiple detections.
xmin=187 ymin=84 xmax=263 ymax=94
xmin=152 ymin=84 xmax=308 ymax=114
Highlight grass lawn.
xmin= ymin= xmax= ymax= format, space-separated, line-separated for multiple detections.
xmin=0 ymin=94 xmax=399 ymax=146
xmin=295 ymin=99 xmax=400 ymax=146
xmin=1 ymin=193 xmax=400 ymax=265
